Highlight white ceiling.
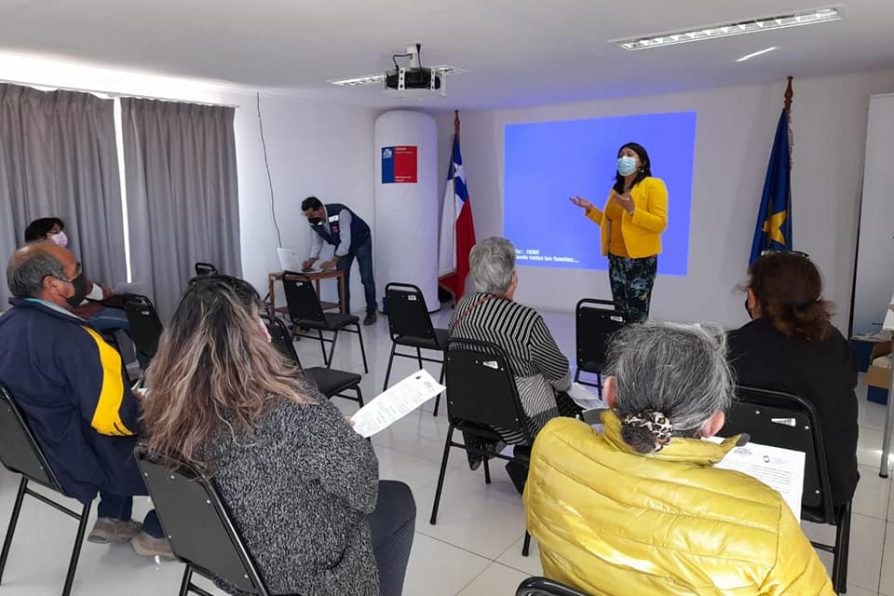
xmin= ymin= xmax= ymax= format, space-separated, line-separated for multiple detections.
xmin=0 ymin=0 xmax=892 ymax=109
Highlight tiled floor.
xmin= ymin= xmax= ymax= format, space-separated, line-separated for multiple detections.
xmin=0 ymin=308 xmax=892 ymax=595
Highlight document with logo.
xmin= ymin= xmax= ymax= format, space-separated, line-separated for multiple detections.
xmin=710 ymin=438 xmax=806 ymax=519
xmin=351 ymin=370 xmax=445 ymax=438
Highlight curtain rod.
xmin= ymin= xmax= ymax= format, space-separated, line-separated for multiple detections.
xmin=0 ymin=77 xmax=241 ymax=109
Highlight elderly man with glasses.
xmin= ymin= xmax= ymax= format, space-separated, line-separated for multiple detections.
xmin=0 ymin=242 xmax=171 ymax=558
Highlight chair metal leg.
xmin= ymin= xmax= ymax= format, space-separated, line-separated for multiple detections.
xmin=326 ymin=330 xmax=340 ymax=369
xmin=0 ymin=477 xmax=27 ymax=584
xmin=317 ymin=329 xmax=328 ymax=365
xmin=832 ymin=502 xmax=852 ymax=593
xmin=61 ymin=500 xmax=92 ymax=596
xmin=383 ymin=343 xmax=397 ymax=391
xmin=522 ymin=531 xmax=531 ymax=557
xmin=483 ymin=458 xmax=492 ymax=484
xmin=429 ymin=425 xmax=455 ymax=525
xmin=179 ymin=565 xmax=194 ymax=596
xmin=574 ymin=367 xmax=581 ymax=383
xmin=433 ymin=394 xmax=441 ymax=417
xmin=415 ymin=347 xmax=424 ymax=371
xmin=596 ymin=372 xmax=603 ymax=398
xmin=356 ymin=324 xmax=369 ymax=373
xmin=354 ymin=386 xmax=365 ymax=407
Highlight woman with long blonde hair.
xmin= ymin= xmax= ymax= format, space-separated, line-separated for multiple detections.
xmin=142 ymin=275 xmax=415 ymax=596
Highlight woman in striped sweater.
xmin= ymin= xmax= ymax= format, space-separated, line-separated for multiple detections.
xmin=449 ymin=237 xmax=577 ymax=492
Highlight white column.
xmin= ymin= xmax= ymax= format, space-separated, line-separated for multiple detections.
xmin=374 ymin=110 xmax=439 ymax=311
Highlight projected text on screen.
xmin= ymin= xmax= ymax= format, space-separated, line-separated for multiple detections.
xmin=503 ymin=111 xmax=696 ymax=275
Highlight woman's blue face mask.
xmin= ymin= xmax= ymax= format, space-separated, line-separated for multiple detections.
xmin=617 ymin=156 xmax=637 ymax=176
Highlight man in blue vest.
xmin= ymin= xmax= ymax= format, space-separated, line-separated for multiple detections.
xmin=0 ymin=242 xmax=172 ymax=558
xmin=301 ymin=196 xmax=377 ymax=325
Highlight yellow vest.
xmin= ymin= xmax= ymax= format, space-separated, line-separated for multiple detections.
xmin=585 ymin=177 xmax=668 ymax=259
xmin=523 ymin=414 xmax=833 ymax=595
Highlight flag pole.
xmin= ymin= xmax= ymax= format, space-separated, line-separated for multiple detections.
xmin=784 ymin=75 xmax=794 ymax=112
xmin=454 ymin=110 xmax=460 ymax=139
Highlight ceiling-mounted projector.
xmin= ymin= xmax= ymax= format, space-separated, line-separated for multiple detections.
xmin=385 ymin=43 xmax=443 ymax=97
xmin=328 ymin=43 xmax=466 ymax=98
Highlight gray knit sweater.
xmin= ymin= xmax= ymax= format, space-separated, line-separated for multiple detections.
xmin=199 ymin=393 xmax=380 ymax=596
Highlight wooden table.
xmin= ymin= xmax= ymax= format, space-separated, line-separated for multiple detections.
xmin=267 ymin=270 xmax=345 ymax=316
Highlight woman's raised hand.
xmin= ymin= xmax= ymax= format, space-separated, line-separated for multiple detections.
xmin=570 ymin=195 xmax=594 ymax=210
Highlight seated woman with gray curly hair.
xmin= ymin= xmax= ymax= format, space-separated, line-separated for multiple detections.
xmin=523 ymin=321 xmax=833 ymax=595
xmin=449 ymin=237 xmax=579 ymax=492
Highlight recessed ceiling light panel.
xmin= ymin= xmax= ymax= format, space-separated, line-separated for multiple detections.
xmin=615 ymin=6 xmax=842 ymax=51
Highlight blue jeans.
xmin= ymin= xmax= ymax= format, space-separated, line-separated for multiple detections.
xmin=98 ymin=492 xmax=164 ymax=538
xmin=88 ymin=307 xmax=131 ymax=335
xmin=89 ymin=307 xmax=147 ymax=368
xmin=337 ymin=237 xmax=377 ymax=314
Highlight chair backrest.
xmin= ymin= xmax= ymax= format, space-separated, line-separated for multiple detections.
xmin=719 ymin=386 xmax=832 ymax=520
xmin=134 ymin=447 xmax=270 ymax=596
xmin=124 ymin=294 xmax=164 ymax=365
xmin=281 ymin=272 xmax=326 ymax=324
xmin=261 ymin=314 xmax=303 ymax=368
xmin=385 ymin=283 xmax=436 ymax=342
xmin=0 ymin=382 xmax=62 ymax=491
xmin=575 ymin=299 xmax=625 ymax=372
xmin=516 ymin=576 xmax=588 ymax=596
xmin=445 ymin=338 xmax=531 ymax=442
xmin=194 ymin=262 xmax=219 ymax=276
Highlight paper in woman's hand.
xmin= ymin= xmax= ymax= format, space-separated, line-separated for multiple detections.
xmin=351 ymin=370 xmax=446 ymax=438
xmin=568 ymin=382 xmax=605 ymax=410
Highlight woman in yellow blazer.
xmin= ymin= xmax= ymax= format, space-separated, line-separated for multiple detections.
xmin=571 ymin=143 xmax=667 ymax=322
xmin=524 ymin=321 xmax=833 ymax=595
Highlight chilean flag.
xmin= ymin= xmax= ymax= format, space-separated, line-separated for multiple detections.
xmin=438 ymin=132 xmax=476 ymax=301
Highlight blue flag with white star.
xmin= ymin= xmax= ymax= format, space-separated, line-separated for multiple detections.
xmin=749 ymin=109 xmax=793 ymax=264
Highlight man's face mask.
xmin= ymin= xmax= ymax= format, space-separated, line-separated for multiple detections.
xmin=65 ymin=273 xmax=89 ymax=308
xmin=308 ymin=216 xmax=322 ymax=225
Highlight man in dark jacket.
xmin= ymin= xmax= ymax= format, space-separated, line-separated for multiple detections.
xmin=301 ymin=196 xmax=377 ymax=325
xmin=0 ymin=243 xmax=171 ymax=558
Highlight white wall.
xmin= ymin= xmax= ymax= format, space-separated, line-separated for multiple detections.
xmin=0 ymin=53 xmax=379 ymax=312
xmin=852 ymin=93 xmax=894 ymax=335
xmin=235 ymin=93 xmax=377 ymax=310
xmin=434 ymin=69 xmax=894 ymax=331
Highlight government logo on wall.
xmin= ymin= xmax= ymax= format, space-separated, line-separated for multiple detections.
xmin=381 ymin=146 xmax=418 ymax=183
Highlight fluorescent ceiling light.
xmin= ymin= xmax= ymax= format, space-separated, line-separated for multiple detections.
xmin=330 ymin=66 xmax=468 ymax=87
xmin=736 ymin=46 xmax=778 ymax=62
xmin=616 ymin=7 xmax=841 ymax=50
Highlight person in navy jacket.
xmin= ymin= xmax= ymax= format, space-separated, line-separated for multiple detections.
xmin=301 ymin=196 xmax=377 ymax=325
xmin=0 ymin=242 xmax=171 ymax=558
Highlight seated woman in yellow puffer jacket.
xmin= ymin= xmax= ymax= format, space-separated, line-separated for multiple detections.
xmin=523 ymin=321 xmax=833 ymax=595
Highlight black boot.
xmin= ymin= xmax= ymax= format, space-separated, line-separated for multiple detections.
xmin=363 ymin=311 xmax=377 ymax=326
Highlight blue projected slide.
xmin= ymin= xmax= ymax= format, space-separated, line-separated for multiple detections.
xmin=504 ymin=112 xmax=696 ymax=275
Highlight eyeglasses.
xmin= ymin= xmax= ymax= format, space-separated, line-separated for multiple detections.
xmin=760 ymin=249 xmax=810 ymax=259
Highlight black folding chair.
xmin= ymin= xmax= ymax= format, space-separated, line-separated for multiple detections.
xmin=123 ymin=294 xmax=164 ymax=368
xmin=281 ymin=272 xmax=368 ymax=373
xmin=720 ymin=386 xmax=852 ymax=593
xmin=574 ymin=299 xmax=625 ymax=394
xmin=516 ymin=577 xmax=588 ymax=596
xmin=194 ymin=262 xmax=218 ymax=277
xmin=0 ymin=383 xmax=92 ymax=596
xmin=429 ymin=338 xmax=532 ymax=556
xmin=262 ymin=314 xmax=364 ymax=407
xmin=134 ymin=447 xmax=275 ymax=596
xmin=383 ymin=283 xmax=448 ymax=415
